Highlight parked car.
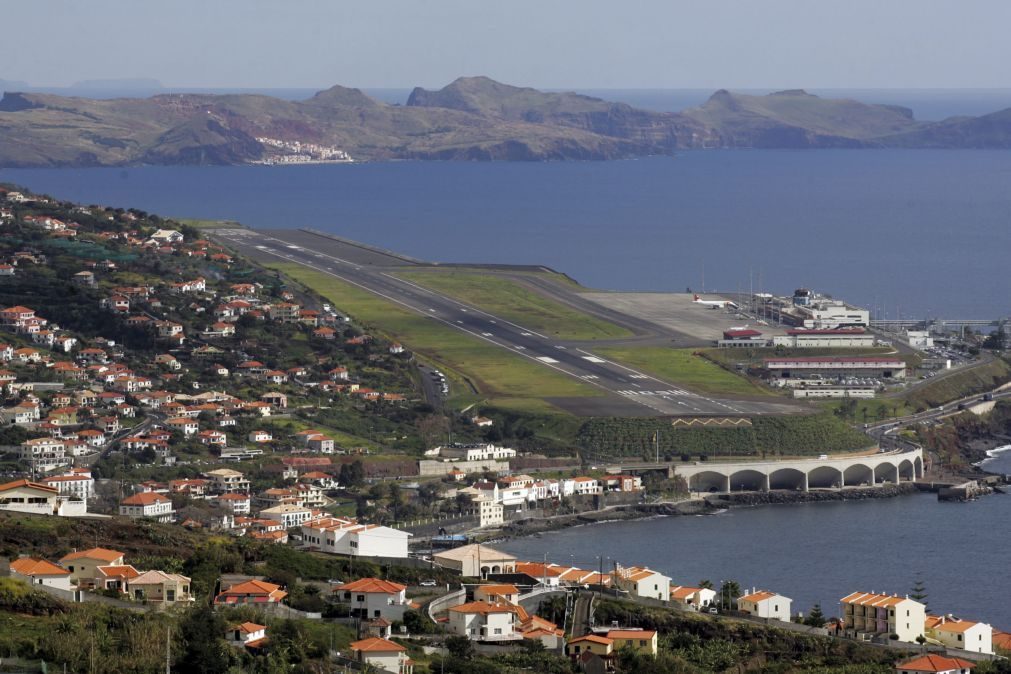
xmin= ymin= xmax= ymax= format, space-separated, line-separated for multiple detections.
xmin=419 ymin=580 xmax=438 ymax=587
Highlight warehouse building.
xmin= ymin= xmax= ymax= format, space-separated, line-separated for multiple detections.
xmin=771 ymin=328 xmax=876 ymax=348
xmin=764 ymin=357 xmax=906 ymax=380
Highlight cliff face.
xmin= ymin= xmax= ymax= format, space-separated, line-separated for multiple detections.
xmin=3 ymin=78 xmax=1011 ymax=167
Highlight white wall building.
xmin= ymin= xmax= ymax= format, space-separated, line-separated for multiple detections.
xmin=613 ymin=565 xmax=670 ymax=601
xmin=119 ymin=492 xmax=174 ymax=522
xmin=333 ymin=578 xmax=411 ymax=620
xmin=448 ymin=601 xmax=521 ymax=641
xmin=926 ymin=616 xmax=993 ymax=655
xmin=259 ymin=504 xmax=313 ymax=529
xmin=738 ymin=590 xmax=792 ymax=621
xmin=301 ymin=517 xmax=411 ymax=558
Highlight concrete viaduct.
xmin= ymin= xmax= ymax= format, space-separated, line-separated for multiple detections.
xmin=617 ymin=448 xmax=923 ymax=494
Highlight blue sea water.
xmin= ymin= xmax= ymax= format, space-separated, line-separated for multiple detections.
xmin=3 ymin=150 xmax=1011 ymax=320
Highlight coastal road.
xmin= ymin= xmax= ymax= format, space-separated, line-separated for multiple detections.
xmin=211 ymin=228 xmax=802 ymax=418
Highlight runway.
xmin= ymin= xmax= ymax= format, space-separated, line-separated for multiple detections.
xmin=211 ymin=228 xmax=802 ymax=417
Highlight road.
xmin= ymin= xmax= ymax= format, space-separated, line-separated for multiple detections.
xmin=210 ymin=228 xmax=804 ymax=418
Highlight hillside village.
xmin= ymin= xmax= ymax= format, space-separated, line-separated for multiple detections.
xmin=0 ymin=185 xmax=1008 ymax=674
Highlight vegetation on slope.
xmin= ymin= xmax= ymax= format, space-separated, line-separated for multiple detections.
xmin=578 ymin=413 xmax=871 ymax=460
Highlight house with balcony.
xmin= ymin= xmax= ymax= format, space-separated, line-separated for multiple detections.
xmin=119 ymin=492 xmax=174 ymax=522
xmin=204 ymin=468 xmax=250 ymax=494
xmin=448 ymin=601 xmax=523 ymax=641
xmin=840 ymin=591 xmax=926 ymax=644
xmin=129 ymin=571 xmax=194 ymax=604
xmin=332 ymin=578 xmax=413 ymax=621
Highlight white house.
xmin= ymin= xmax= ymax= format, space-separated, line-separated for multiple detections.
xmin=0 ymin=479 xmax=85 ymax=516
xmin=119 ymin=492 xmax=174 ymax=522
xmin=894 ymin=654 xmax=978 ymax=674
xmin=225 ymin=622 xmax=268 ymax=649
xmin=925 ymin=616 xmax=993 ymax=655
xmin=738 ymin=589 xmax=792 ymax=622
xmin=333 ymin=578 xmax=412 ymax=620
xmin=258 ymin=504 xmax=313 ymax=529
xmin=613 ymin=565 xmax=670 ymax=601
xmin=9 ymin=557 xmax=73 ymax=590
xmin=448 ymin=601 xmax=522 ymax=641
xmin=215 ymin=493 xmax=251 ymax=515
xmin=349 ymin=637 xmax=412 ymax=674
xmin=301 ymin=517 xmax=410 ymax=558
xmin=570 ymin=477 xmax=601 ymax=496
xmin=41 ymin=473 xmax=94 ymax=500
xmin=670 ymin=585 xmax=717 ymax=609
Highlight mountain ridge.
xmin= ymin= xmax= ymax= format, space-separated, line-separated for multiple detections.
xmin=2 ymin=77 xmax=1011 ymax=166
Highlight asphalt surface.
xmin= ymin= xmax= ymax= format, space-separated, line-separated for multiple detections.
xmin=211 ymin=228 xmax=802 ymax=418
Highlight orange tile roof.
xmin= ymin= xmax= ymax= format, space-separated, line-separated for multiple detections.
xmin=10 ymin=558 xmax=70 ymax=576
xmin=0 ymin=479 xmax=58 ymax=494
xmin=449 ymin=601 xmax=523 ymax=616
xmin=334 ymin=578 xmax=406 ymax=594
xmin=607 ymin=629 xmax=657 ymax=640
xmin=895 ymin=654 xmax=977 ymax=672
xmin=568 ymin=634 xmax=613 ymax=645
xmin=932 ymin=618 xmax=983 ymax=634
xmin=60 ymin=547 xmax=124 ymax=563
xmin=217 ymin=579 xmax=287 ymax=601
xmin=350 ymin=637 xmax=406 ymax=653
xmin=740 ymin=590 xmax=780 ymax=603
xmin=670 ymin=586 xmax=703 ymax=600
xmin=993 ymin=630 xmax=1011 ymax=650
xmin=121 ymin=492 xmax=170 ymax=505
xmin=235 ymin=622 xmax=266 ymax=634
xmin=840 ymin=591 xmax=907 ymax=607
xmin=475 ymin=583 xmax=519 ymax=596
xmin=96 ymin=565 xmax=140 ymax=580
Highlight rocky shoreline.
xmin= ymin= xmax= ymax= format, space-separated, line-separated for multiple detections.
xmin=489 ymin=484 xmax=919 ymax=542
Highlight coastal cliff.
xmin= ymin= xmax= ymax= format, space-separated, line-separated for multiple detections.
xmin=6 ymin=77 xmax=1011 ymax=167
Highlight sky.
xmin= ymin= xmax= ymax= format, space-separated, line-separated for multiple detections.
xmin=4 ymin=0 xmax=1011 ymax=90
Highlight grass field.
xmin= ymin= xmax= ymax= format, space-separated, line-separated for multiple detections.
xmin=175 ymin=218 xmax=244 ymax=229
xmin=593 ymin=346 xmax=772 ymax=397
xmin=396 ymin=269 xmax=630 ymax=340
xmin=268 ymin=262 xmax=601 ymax=412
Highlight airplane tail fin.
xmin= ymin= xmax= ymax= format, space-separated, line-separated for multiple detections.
xmin=693 ymin=294 xmax=700 ymax=301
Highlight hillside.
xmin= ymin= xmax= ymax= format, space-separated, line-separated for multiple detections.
xmin=682 ymin=89 xmax=920 ymax=147
xmin=6 ymin=77 xmax=1011 ymax=166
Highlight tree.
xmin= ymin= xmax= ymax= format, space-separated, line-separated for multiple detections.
xmin=718 ymin=580 xmax=742 ymax=609
xmin=176 ymin=605 xmax=233 ymax=674
xmin=910 ymin=573 xmax=928 ymax=609
xmin=444 ymin=635 xmax=475 ymax=659
xmin=698 ymin=579 xmax=713 ymax=590
xmin=805 ymin=603 xmax=826 ymax=627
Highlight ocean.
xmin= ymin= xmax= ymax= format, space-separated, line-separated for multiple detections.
xmin=3 ymin=150 xmax=1011 ymax=319
xmin=498 ymin=450 xmax=1011 ymax=627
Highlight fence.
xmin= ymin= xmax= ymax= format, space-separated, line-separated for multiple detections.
xmin=427 ymin=588 xmax=466 ymax=623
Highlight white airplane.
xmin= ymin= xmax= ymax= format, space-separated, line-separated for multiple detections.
xmin=693 ymin=294 xmax=738 ymax=309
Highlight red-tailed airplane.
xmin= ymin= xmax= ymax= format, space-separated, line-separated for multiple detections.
xmin=692 ymin=294 xmax=738 ymax=309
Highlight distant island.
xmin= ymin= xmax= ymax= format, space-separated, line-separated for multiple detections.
xmin=3 ymin=76 xmax=1011 ymax=167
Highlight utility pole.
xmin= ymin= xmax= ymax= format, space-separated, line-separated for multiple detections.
xmin=165 ymin=626 xmax=171 ymax=674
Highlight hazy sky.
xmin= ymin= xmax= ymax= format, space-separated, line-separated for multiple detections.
xmin=4 ymin=0 xmax=1011 ymax=89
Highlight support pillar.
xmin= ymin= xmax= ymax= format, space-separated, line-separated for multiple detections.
xmin=840 ymin=470 xmax=845 ymax=488
xmin=893 ymin=463 xmax=900 ymax=484
xmin=723 ymin=475 xmax=731 ymax=493
xmin=802 ymin=472 xmax=809 ymax=492
xmin=763 ymin=473 xmax=770 ymax=492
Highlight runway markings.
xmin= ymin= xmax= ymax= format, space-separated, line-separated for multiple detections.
xmin=629 ymin=374 xmax=649 ymax=380
xmin=581 ymin=356 xmax=606 ymax=363
xmin=536 ymin=356 xmax=560 ymax=363
xmin=520 ymin=332 xmax=532 ymax=337
xmin=481 ymin=332 xmax=493 ymax=337
xmin=581 ymin=375 xmax=599 ymax=380
xmin=514 ymin=346 xmax=526 ymax=350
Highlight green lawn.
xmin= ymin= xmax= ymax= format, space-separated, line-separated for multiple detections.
xmin=594 ymin=346 xmax=772 ymax=397
xmin=175 ymin=218 xmax=244 ymax=230
xmin=267 ymin=263 xmax=600 ymax=412
xmin=396 ymin=269 xmax=630 ymax=340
